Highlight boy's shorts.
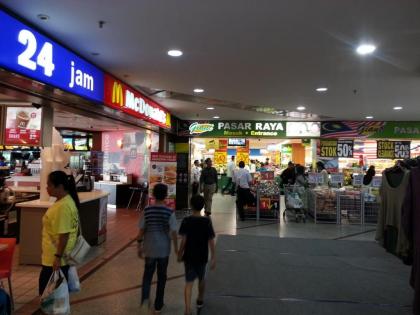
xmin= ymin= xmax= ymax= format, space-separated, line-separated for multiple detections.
xmin=184 ymin=262 xmax=207 ymax=282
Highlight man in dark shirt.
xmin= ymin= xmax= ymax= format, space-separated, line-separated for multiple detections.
xmin=281 ymin=161 xmax=296 ymax=185
xmin=200 ymin=158 xmax=218 ymax=216
xmin=178 ymin=195 xmax=216 ymax=315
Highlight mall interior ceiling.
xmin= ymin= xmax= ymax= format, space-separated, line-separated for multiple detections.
xmin=1 ymin=0 xmax=420 ymax=122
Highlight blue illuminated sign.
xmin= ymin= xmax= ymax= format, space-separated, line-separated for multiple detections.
xmin=0 ymin=10 xmax=104 ymax=102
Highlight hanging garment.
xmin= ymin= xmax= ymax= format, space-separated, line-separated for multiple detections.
xmin=375 ymin=169 xmax=411 ymax=258
xmin=402 ymin=167 xmax=420 ymax=315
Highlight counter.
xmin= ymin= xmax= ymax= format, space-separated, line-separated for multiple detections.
xmin=17 ymin=190 xmax=109 ymax=265
xmin=94 ymin=181 xmax=132 ymax=208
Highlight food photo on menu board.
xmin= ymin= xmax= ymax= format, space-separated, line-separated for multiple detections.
xmin=149 ymin=153 xmax=177 ymax=209
xmin=4 ymin=107 xmax=42 ymax=145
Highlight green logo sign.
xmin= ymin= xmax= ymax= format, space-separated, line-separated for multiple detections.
xmin=189 ymin=122 xmax=215 ymax=135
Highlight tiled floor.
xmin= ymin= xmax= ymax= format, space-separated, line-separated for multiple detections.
xmin=8 ymin=193 xmax=380 ymax=314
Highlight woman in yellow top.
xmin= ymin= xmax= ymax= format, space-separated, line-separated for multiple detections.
xmin=39 ymin=170 xmax=80 ymax=296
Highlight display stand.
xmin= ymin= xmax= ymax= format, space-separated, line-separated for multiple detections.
xmin=308 ymin=188 xmax=339 ymax=224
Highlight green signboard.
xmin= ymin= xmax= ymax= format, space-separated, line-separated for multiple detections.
xmin=185 ymin=121 xmax=286 ymax=138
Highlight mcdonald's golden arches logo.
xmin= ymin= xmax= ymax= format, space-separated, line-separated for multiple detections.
xmin=112 ymin=81 xmax=124 ymax=107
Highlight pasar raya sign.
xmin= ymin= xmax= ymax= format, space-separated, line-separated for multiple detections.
xmin=104 ymin=75 xmax=171 ymax=128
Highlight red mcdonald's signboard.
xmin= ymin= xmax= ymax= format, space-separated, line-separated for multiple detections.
xmin=103 ymin=74 xmax=171 ymax=129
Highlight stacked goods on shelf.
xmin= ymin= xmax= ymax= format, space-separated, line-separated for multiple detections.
xmin=309 ymin=187 xmax=338 ymax=222
xmin=339 ymin=189 xmax=362 ymax=223
xmin=258 ymin=181 xmax=280 ymax=218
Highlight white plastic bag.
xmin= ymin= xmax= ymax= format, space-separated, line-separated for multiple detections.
xmin=41 ymin=270 xmax=70 ymax=315
xmin=68 ymin=266 xmax=81 ymax=293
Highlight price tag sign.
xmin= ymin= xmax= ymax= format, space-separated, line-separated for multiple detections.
xmin=320 ymin=139 xmax=353 ymax=158
xmin=352 ymin=174 xmax=364 ymax=186
xmin=308 ymin=172 xmax=318 ymax=184
xmin=330 ymin=173 xmax=344 ymax=185
xmin=371 ymin=176 xmax=382 ymax=188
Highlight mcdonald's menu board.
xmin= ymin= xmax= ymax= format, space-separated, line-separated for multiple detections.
xmin=320 ymin=139 xmax=354 ymax=158
xmin=377 ymin=140 xmax=410 ymax=159
xmin=103 ymin=74 xmax=171 ymax=129
xmin=4 ymin=107 xmax=42 ymax=145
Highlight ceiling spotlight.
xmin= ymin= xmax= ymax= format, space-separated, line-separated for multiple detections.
xmin=91 ymin=52 xmax=100 ymax=56
xmin=194 ymin=88 xmax=204 ymax=93
xmin=365 ymin=116 xmax=374 ymax=119
xmin=213 ymin=116 xmax=220 ymax=119
xmin=297 ymin=106 xmax=306 ymax=111
xmin=37 ymin=14 xmax=50 ymax=21
xmin=167 ymin=49 xmax=183 ymax=57
xmin=206 ymin=107 xmax=215 ymax=110
xmin=356 ymin=44 xmax=376 ymax=55
xmin=316 ymin=87 xmax=328 ymax=92
xmin=393 ymin=106 xmax=403 ymax=110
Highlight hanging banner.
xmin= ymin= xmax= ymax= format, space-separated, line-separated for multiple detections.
xmin=236 ymin=147 xmax=250 ymax=165
xmin=320 ymin=139 xmax=354 ymax=158
xmin=214 ymin=149 xmax=227 ymax=165
xmin=4 ymin=106 xmax=42 ymax=145
xmin=205 ymin=139 xmax=218 ymax=150
xmin=149 ymin=153 xmax=177 ymax=209
xmin=377 ymin=140 xmax=410 ymax=159
xmin=218 ymin=139 xmax=228 ymax=150
xmin=322 ymin=121 xmax=420 ymax=139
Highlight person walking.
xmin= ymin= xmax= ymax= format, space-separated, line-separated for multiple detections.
xmin=137 ymin=183 xmax=178 ymax=314
xmin=191 ymin=160 xmax=201 ymax=195
xmin=317 ymin=161 xmax=329 ymax=186
xmin=178 ymin=195 xmax=216 ymax=315
xmin=235 ymin=161 xmax=253 ymax=221
xmin=280 ymin=161 xmax=296 ymax=186
xmin=39 ymin=171 xmax=79 ymax=301
xmin=222 ymin=156 xmax=236 ymax=196
xmin=200 ymin=158 xmax=218 ymax=216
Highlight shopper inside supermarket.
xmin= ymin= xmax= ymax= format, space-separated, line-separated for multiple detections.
xmin=1 ymin=1 xmax=420 ymax=315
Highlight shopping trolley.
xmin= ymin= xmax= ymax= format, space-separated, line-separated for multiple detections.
xmin=283 ymin=185 xmax=307 ymax=223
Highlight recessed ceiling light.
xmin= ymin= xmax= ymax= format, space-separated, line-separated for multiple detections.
xmin=37 ymin=14 xmax=50 ymax=21
xmin=194 ymin=88 xmax=204 ymax=93
xmin=213 ymin=116 xmax=220 ymax=119
xmin=297 ymin=106 xmax=306 ymax=111
xmin=366 ymin=116 xmax=374 ymax=119
xmin=167 ymin=49 xmax=183 ymax=57
xmin=393 ymin=106 xmax=403 ymax=110
xmin=206 ymin=107 xmax=215 ymax=110
xmin=316 ymin=87 xmax=328 ymax=92
xmin=356 ymin=44 xmax=376 ymax=55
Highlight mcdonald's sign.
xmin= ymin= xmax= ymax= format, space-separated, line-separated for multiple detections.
xmin=104 ymin=74 xmax=171 ymax=129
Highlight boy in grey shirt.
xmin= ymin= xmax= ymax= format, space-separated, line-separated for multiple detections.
xmin=137 ymin=183 xmax=178 ymax=314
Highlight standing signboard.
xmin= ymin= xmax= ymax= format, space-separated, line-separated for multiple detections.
xmin=149 ymin=153 xmax=177 ymax=209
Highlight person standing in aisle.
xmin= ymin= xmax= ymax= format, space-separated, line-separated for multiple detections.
xmin=222 ymin=156 xmax=236 ymax=196
xmin=191 ymin=160 xmax=201 ymax=196
xmin=200 ymin=158 xmax=218 ymax=216
xmin=39 ymin=171 xmax=79 ymax=301
xmin=235 ymin=161 xmax=253 ymax=221
xmin=137 ymin=183 xmax=179 ymax=314
xmin=317 ymin=161 xmax=329 ymax=186
xmin=280 ymin=161 xmax=296 ymax=186
xmin=178 ymin=195 xmax=216 ymax=315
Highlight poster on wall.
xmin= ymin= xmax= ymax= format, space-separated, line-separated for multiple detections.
xmin=149 ymin=153 xmax=177 ymax=209
xmin=377 ymin=140 xmax=410 ymax=159
xmin=236 ymin=147 xmax=250 ymax=165
xmin=4 ymin=106 xmax=42 ymax=145
xmin=214 ymin=150 xmax=227 ymax=165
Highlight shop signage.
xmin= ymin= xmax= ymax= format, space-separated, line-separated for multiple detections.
xmin=0 ymin=9 xmax=104 ymax=102
xmin=4 ymin=106 xmax=42 ymax=145
xmin=377 ymin=140 xmax=410 ymax=159
xmin=104 ymin=75 xmax=171 ymax=129
xmin=322 ymin=121 xmax=420 ymax=139
xmin=286 ymin=122 xmax=321 ymax=137
xmin=181 ymin=121 xmax=286 ymax=138
xmin=149 ymin=153 xmax=177 ymax=209
xmin=320 ymin=139 xmax=354 ymax=158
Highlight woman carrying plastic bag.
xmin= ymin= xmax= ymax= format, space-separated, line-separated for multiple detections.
xmin=41 ymin=270 xmax=70 ymax=315
xmin=39 ymin=171 xmax=81 ymax=314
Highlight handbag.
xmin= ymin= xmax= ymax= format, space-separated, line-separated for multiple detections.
xmin=65 ymin=216 xmax=90 ymax=266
